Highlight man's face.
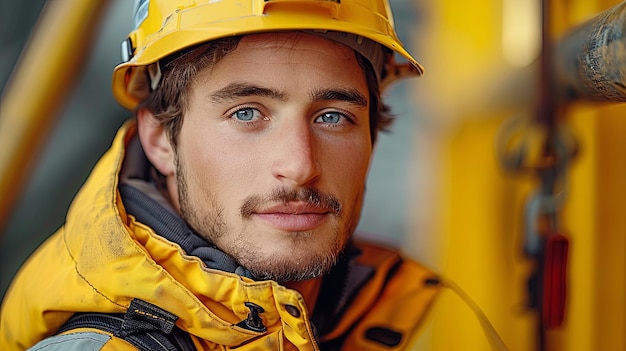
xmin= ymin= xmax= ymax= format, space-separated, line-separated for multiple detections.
xmin=174 ymin=32 xmax=373 ymax=281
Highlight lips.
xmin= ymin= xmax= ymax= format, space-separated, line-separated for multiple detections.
xmin=253 ymin=203 xmax=330 ymax=231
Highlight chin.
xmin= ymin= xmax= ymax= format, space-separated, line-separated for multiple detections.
xmin=241 ymin=241 xmax=342 ymax=282
xmin=248 ymin=257 xmax=337 ymax=282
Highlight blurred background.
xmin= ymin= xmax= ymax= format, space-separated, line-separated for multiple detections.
xmin=1 ymin=0 xmax=625 ymax=350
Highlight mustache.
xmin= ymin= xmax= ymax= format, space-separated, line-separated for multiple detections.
xmin=240 ymin=187 xmax=342 ymax=218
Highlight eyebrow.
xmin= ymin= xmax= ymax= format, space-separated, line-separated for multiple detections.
xmin=209 ymin=82 xmax=287 ymax=103
xmin=208 ymin=82 xmax=368 ymax=109
xmin=310 ymin=88 xmax=368 ymax=109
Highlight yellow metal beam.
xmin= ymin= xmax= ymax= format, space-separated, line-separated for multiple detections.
xmin=412 ymin=0 xmax=626 ymax=349
xmin=0 ymin=0 xmax=110 ymax=234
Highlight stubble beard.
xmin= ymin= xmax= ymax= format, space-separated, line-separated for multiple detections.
xmin=175 ymin=154 xmax=363 ymax=282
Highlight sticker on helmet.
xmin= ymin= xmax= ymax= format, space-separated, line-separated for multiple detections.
xmin=133 ymin=0 xmax=149 ymax=30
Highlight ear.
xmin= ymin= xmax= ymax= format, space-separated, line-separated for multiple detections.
xmin=137 ymin=108 xmax=176 ymax=177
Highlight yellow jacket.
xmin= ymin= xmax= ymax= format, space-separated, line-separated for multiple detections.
xmin=0 ymin=121 xmax=442 ymax=350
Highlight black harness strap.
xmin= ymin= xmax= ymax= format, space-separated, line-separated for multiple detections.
xmin=56 ymin=299 xmax=195 ymax=351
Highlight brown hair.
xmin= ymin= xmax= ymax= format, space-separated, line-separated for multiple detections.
xmin=138 ymin=35 xmax=394 ymax=147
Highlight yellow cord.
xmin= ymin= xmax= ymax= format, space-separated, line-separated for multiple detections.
xmin=441 ymin=278 xmax=510 ymax=351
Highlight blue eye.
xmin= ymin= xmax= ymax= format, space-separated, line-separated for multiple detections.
xmin=233 ymin=108 xmax=257 ymax=121
xmin=319 ymin=112 xmax=342 ymax=124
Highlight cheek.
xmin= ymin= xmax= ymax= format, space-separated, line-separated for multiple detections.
xmin=180 ymin=131 xmax=259 ymax=205
xmin=324 ymin=140 xmax=372 ymax=189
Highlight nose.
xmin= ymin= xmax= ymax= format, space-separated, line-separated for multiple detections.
xmin=270 ymin=120 xmax=321 ymax=186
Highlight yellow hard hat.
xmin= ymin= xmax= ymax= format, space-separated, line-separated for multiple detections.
xmin=112 ymin=0 xmax=424 ymax=110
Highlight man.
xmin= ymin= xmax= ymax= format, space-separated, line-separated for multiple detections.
xmin=0 ymin=1 xmax=446 ymax=350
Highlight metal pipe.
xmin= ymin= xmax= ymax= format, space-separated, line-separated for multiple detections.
xmin=0 ymin=0 xmax=110 ymax=234
xmin=553 ymin=0 xmax=626 ymax=102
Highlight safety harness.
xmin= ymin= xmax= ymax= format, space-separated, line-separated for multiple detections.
xmin=57 ymin=299 xmax=196 ymax=351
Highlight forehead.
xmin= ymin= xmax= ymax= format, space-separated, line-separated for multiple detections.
xmin=237 ymin=31 xmax=356 ymax=53
xmin=191 ymin=31 xmax=368 ymax=90
xmin=219 ymin=31 xmax=362 ymax=72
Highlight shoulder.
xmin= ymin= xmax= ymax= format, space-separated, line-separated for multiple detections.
xmin=337 ymin=240 xmax=442 ymax=349
xmin=353 ymin=240 xmax=437 ymax=275
xmin=26 ymin=331 xmax=136 ymax=351
xmin=353 ymin=238 xmax=441 ymax=289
